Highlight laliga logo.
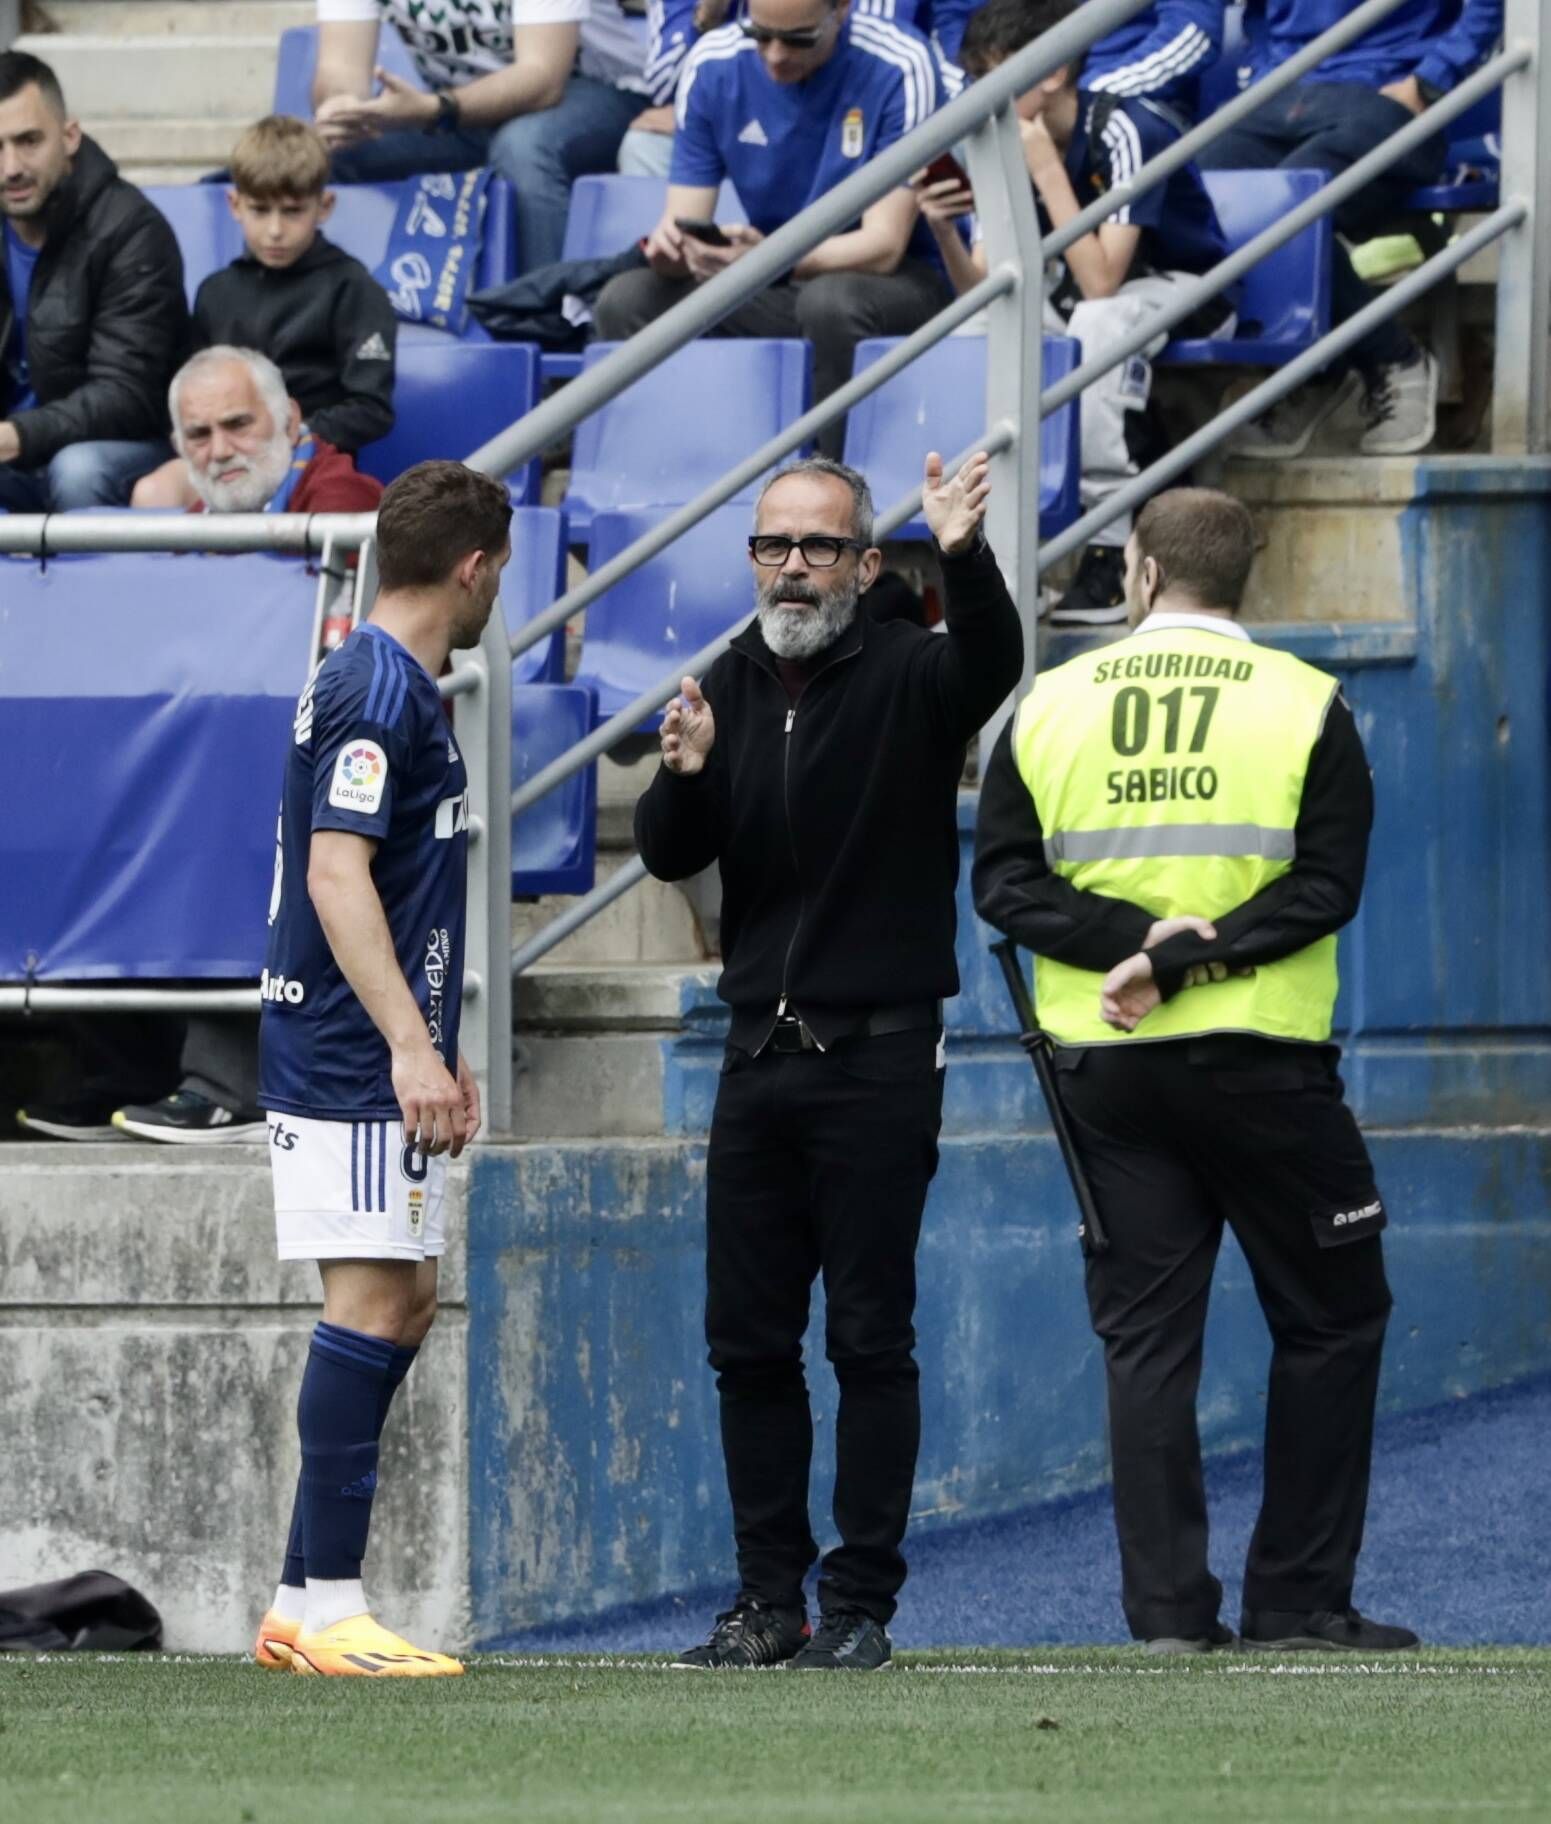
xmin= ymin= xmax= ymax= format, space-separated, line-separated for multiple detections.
xmin=261 ymin=969 xmax=306 ymax=1006
xmin=340 ymin=745 xmax=381 ymax=788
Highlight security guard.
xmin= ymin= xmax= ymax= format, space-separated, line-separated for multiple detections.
xmin=974 ymin=487 xmax=1418 ymax=1655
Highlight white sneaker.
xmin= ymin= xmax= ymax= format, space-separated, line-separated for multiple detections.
xmin=1228 ymin=371 xmax=1363 ymax=460
xmin=1358 ymin=348 xmax=1438 ymax=456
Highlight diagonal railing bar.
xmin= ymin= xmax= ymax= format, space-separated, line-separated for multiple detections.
xmin=512 ymin=855 xmax=650 ymax=977
xmin=1040 ymin=205 xmax=1524 ymax=571
xmin=507 ymin=265 xmax=1015 ymax=664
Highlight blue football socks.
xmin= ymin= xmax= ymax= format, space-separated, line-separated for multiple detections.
xmin=279 ymin=1337 xmax=419 ymax=1594
xmin=295 ymin=1322 xmax=397 ymax=1585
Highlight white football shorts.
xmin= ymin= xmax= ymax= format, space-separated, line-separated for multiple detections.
xmin=267 ymin=1112 xmax=448 ymax=1262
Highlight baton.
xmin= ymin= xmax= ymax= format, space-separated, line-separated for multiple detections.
xmin=990 ymin=937 xmax=1110 ymax=1255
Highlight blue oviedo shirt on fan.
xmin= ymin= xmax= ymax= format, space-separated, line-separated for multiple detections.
xmin=671 ymin=15 xmax=946 ymax=267
xmin=1062 ymin=95 xmax=1227 ymax=278
xmin=259 ymin=623 xmax=470 ymax=1122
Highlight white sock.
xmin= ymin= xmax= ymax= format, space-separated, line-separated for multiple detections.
xmin=303 ymin=1578 xmax=369 ymax=1635
xmin=271 ymin=1583 xmax=306 ymax=1624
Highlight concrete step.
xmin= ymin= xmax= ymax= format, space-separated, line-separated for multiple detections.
xmin=512 ymin=848 xmax=713 ymax=969
xmin=14 ymin=32 xmax=278 ymax=119
xmin=38 ymin=2 xmax=313 ymax=33
xmin=84 ymin=117 xmax=240 ymax=169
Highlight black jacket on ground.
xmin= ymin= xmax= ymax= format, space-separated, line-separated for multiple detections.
xmin=0 ymin=136 xmax=189 ymax=466
xmin=194 ymin=236 xmax=397 ymax=453
xmin=635 ymin=538 xmax=1024 ymax=1047
xmin=973 ymin=681 xmax=1373 ymax=1003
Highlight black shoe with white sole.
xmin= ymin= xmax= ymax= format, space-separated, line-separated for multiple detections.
xmin=1239 ymin=1607 xmax=1420 ymax=1653
xmin=15 ymin=1099 xmax=130 ymax=1141
xmin=786 ymin=1609 xmax=893 ymax=1671
xmin=111 ymin=1089 xmax=267 ymax=1144
xmin=671 ymin=1599 xmax=810 ymax=1669
xmin=1144 ymin=1622 xmax=1238 ymax=1657
xmin=1048 ymin=544 xmax=1128 ymax=626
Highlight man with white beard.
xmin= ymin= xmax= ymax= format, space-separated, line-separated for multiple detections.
xmin=634 ymin=451 xmax=1023 ymax=1670
xmin=133 ymin=345 xmax=382 ymax=519
xmin=108 ymin=346 xmax=381 ymax=1146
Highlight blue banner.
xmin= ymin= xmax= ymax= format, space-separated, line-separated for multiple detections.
xmin=373 ymin=169 xmax=492 ymax=337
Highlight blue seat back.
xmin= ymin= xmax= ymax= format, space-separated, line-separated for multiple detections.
xmin=560 ymin=174 xmax=747 ymax=262
xmin=565 ymin=339 xmax=811 ymax=538
xmin=513 ymin=683 xmax=597 ymax=897
xmin=1161 ymin=169 xmax=1331 ymax=365
xmin=357 ymin=339 xmax=541 ymax=501
xmin=576 ymin=507 xmax=754 ymax=727
xmin=144 ymin=176 xmax=517 ymax=334
xmin=0 ymin=553 xmax=315 ymax=980
xmin=842 ymin=334 xmax=1082 ymax=536
xmin=274 ymin=23 xmax=422 ymax=117
xmin=504 ymin=506 xmax=567 ymax=685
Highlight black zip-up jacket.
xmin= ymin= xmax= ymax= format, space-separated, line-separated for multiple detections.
xmin=973 ymin=672 xmax=1373 ymax=1006
xmin=0 ymin=136 xmax=189 ymax=466
xmin=635 ymin=538 xmax=1024 ymax=1047
xmin=193 ymin=236 xmax=397 ymax=453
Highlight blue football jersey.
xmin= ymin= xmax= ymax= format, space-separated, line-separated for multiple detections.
xmin=259 ymin=623 xmax=469 ymax=1121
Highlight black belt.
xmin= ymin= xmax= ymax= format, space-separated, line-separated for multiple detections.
xmin=766 ymin=1000 xmax=942 ymax=1054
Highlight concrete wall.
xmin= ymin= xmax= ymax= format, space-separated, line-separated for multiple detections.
xmin=0 ymin=1146 xmax=471 ymax=1653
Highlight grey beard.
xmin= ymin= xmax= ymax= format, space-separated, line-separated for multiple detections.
xmin=757 ymin=581 xmax=859 ymax=661
xmin=188 ymin=430 xmax=296 ymax=513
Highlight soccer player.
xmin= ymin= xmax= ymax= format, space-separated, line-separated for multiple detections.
xmin=252 ymin=459 xmax=512 ymax=1677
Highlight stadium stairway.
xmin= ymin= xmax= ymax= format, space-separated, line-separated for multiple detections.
xmin=19 ymin=0 xmax=314 ymax=185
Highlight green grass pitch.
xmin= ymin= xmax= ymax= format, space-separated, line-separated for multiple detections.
xmin=5 ymin=1650 xmax=1548 ymax=1823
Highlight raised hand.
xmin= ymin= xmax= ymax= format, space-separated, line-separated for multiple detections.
xmin=661 ymin=675 xmax=716 ymax=776
xmin=921 ymin=449 xmax=991 ymax=555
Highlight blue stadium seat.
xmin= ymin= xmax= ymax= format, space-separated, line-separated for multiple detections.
xmin=513 ymin=683 xmax=597 ymax=897
xmin=357 ymin=339 xmax=542 ymax=502
xmin=1405 ymin=92 xmax=1501 ymax=212
xmin=560 ymin=174 xmax=748 ymax=263
xmin=0 ymin=553 xmax=315 ymax=981
xmin=565 ymin=339 xmax=810 ymax=539
xmin=543 ymin=176 xmax=748 ymax=381
xmin=505 ymin=506 xmax=568 ymax=685
xmin=1159 ymin=169 xmax=1332 ymax=365
xmin=842 ymin=334 xmax=1082 ymax=538
xmin=144 ymin=177 xmax=518 ymax=340
xmin=273 ymin=23 xmax=421 ymax=118
xmin=575 ymin=506 xmax=754 ymax=729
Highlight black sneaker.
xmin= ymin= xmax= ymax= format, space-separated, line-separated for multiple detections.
xmin=1240 ymin=1607 xmax=1420 ymax=1653
xmin=1144 ymin=1622 xmax=1238 ymax=1657
xmin=111 ymin=1089 xmax=267 ymax=1144
xmin=670 ymin=1599 xmax=810 ymax=1669
xmin=15 ymin=1099 xmax=130 ymax=1142
xmin=786 ymin=1608 xmax=893 ymax=1671
xmin=1049 ymin=544 xmax=1128 ymax=626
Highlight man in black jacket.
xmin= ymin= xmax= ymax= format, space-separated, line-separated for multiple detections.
xmin=636 ymin=450 xmax=1023 ymax=1670
xmin=0 ymin=52 xmax=188 ymax=511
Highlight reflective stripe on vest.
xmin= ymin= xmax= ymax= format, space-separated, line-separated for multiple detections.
xmin=1013 ymin=624 xmax=1341 ymax=1047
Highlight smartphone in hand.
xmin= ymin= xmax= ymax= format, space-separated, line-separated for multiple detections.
xmin=675 ymin=217 xmax=732 ymax=247
xmin=922 ymin=151 xmax=973 ymax=203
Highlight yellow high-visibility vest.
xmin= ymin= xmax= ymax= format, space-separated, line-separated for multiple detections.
xmin=1013 ymin=618 xmax=1341 ymax=1046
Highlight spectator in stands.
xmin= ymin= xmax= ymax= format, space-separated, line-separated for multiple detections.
xmin=618 ymin=0 xmax=705 ymax=176
xmin=916 ymin=0 xmax=1235 ymax=624
xmin=310 ymin=0 xmax=650 ymax=273
xmin=928 ymin=0 xmax=1223 ymax=97
xmin=594 ymin=0 xmax=951 ymax=460
xmin=133 ymin=119 xmax=396 ymax=509
xmin=0 ymin=50 xmax=188 ymax=512
xmin=1200 ymin=0 xmax=1504 ymax=460
xmin=111 ymin=346 xmax=384 ymax=1146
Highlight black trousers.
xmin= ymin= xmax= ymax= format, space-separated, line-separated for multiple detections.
xmin=704 ymin=1029 xmax=944 ymax=1622
xmin=592 ymin=260 xmax=952 ymax=460
xmin=1055 ymin=1036 xmax=1393 ymax=1641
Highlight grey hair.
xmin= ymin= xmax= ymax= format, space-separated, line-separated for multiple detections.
xmin=755 ymin=456 xmax=875 ymax=547
xmin=168 ymin=345 xmax=292 ymax=452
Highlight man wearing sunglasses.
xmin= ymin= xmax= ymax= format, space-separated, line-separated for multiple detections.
xmin=593 ymin=0 xmax=953 ymax=457
xmin=634 ymin=450 xmax=1023 ymax=1669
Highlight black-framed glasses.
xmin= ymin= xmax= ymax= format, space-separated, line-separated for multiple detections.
xmin=749 ymin=534 xmax=865 ymax=568
xmin=740 ymin=18 xmax=829 ymax=48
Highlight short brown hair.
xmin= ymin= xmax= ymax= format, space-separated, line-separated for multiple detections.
xmin=1132 ymin=488 xmax=1257 ymax=613
xmin=376 ymin=462 xmax=514 ymax=592
xmin=230 ymin=114 xmax=330 ymax=202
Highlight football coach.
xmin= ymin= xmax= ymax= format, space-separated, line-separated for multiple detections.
xmin=635 ymin=450 xmax=1023 ymax=1670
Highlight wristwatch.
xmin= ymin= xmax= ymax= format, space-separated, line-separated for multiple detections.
xmin=429 ymin=88 xmax=461 ymax=134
